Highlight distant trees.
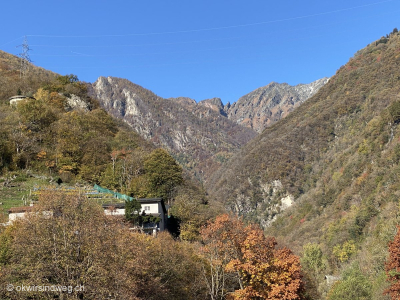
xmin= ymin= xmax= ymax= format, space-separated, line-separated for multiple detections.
xmin=170 ymin=183 xmax=214 ymax=241
xmin=327 ymin=263 xmax=371 ymax=300
xmin=43 ymin=74 xmax=88 ymax=99
xmin=16 ymin=96 xmax=59 ymax=132
xmin=0 ymin=114 xmax=13 ymax=171
xmin=0 ymin=74 xmax=114 ymax=177
xmin=385 ymin=100 xmax=400 ymax=124
xmin=301 ymin=243 xmax=324 ymax=274
xmin=53 ymin=109 xmax=117 ymax=180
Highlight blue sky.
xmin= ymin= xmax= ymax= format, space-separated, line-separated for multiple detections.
xmin=1 ymin=0 xmax=399 ymax=104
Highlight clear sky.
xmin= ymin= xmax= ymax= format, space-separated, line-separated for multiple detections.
xmin=1 ymin=0 xmax=399 ymax=104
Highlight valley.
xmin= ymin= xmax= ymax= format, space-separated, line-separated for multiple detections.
xmin=1 ymin=29 xmax=400 ymax=299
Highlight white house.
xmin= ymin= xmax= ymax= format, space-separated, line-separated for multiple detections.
xmin=103 ymin=198 xmax=167 ymax=234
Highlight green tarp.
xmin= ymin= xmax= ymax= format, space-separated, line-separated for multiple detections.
xmin=93 ymin=184 xmax=134 ymax=201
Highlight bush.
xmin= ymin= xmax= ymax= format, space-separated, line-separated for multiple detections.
xmin=332 ymin=240 xmax=357 ymax=263
xmin=327 ymin=263 xmax=372 ymax=300
xmin=301 ymin=243 xmax=325 ymax=273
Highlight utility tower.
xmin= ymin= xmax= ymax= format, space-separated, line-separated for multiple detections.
xmin=17 ymin=36 xmax=32 ymax=78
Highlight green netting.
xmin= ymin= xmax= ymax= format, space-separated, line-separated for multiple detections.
xmin=93 ymin=184 xmax=134 ymax=201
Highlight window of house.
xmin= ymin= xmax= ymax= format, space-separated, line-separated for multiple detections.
xmin=144 ymin=206 xmax=150 ymax=211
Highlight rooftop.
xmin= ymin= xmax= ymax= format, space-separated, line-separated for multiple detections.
xmin=8 ymin=206 xmax=33 ymax=213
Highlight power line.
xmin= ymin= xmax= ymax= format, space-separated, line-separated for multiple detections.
xmin=17 ymin=36 xmax=32 ymax=78
xmin=25 ymin=0 xmax=395 ymax=38
xmin=29 ymin=36 xmax=242 ymax=48
xmin=27 ymin=6 xmax=400 ymax=52
xmin=0 ymin=36 xmax=24 ymax=48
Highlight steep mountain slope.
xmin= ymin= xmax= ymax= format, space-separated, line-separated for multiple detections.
xmin=0 ymin=50 xmax=57 ymax=100
xmin=91 ymin=77 xmax=257 ymax=180
xmin=227 ymin=78 xmax=329 ymax=133
xmin=208 ymin=31 xmax=400 ymax=298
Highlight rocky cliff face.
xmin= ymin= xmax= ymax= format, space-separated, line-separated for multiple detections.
xmin=91 ymin=77 xmax=257 ymax=181
xmin=227 ymin=78 xmax=329 ymax=133
xmin=91 ymin=76 xmax=327 ymax=181
xmin=198 ymin=97 xmax=228 ymax=117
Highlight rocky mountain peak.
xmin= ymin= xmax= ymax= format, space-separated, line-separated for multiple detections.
xmin=226 ymin=78 xmax=329 ymax=133
xmin=198 ymin=97 xmax=226 ymax=116
xmin=167 ymin=97 xmax=197 ymax=106
xmin=91 ymin=77 xmax=257 ymax=181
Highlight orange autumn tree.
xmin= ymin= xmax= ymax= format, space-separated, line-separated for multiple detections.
xmin=385 ymin=225 xmax=400 ymax=299
xmin=201 ymin=214 xmax=304 ymax=300
xmin=200 ymin=214 xmax=246 ymax=300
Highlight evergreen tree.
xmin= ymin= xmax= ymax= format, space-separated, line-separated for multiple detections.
xmin=143 ymin=148 xmax=183 ymax=200
xmin=124 ymin=198 xmax=142 ymax=226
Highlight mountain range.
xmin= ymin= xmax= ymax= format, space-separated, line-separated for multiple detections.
xmin=227 ymin=78 xmax=329 ymax=133
xmin=91 ymin=76 xmax=327 ymax=180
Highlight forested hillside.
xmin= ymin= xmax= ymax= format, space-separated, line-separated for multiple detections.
xmin=209 ymin=29 xmax=400 ymax=298
xmin=0 ymin=50 xmax=56 ymax=100
xmin=0 ymin=54 xmax=215 ymax=240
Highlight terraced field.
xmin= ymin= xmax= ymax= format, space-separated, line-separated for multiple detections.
xmin=0 ymin=172 xmax=127 ymax=221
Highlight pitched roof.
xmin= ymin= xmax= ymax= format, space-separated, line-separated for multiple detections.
xmin=102 ymin=203 xmax=125 ymax=209
xmin=137 ymin=198 xmax=163 ymax=203
xmin=8 ymin=206 xmax=33 ymax=213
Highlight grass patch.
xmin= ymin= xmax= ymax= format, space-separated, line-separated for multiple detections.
xmin=0 ymin=173 xmax=53 ymax=217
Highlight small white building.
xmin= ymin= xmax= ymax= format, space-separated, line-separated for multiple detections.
xmin=7 ymin=206 xmax=53 ymax=224
xmin=9 ymin=95 xmax=35 ymax=106
xmin=8 ymin=206 xmax=33 ymax=222
xmin=103 ymin=198 xmax=167 ymax=234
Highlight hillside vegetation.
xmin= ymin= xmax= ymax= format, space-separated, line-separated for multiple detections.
xmin=208 ymin=29 xmax=400 ymax=298
xmin=0 ymin=50 xmax=56 ymax=100
xmin=0 ymin=55 xmax=213 ymax=239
